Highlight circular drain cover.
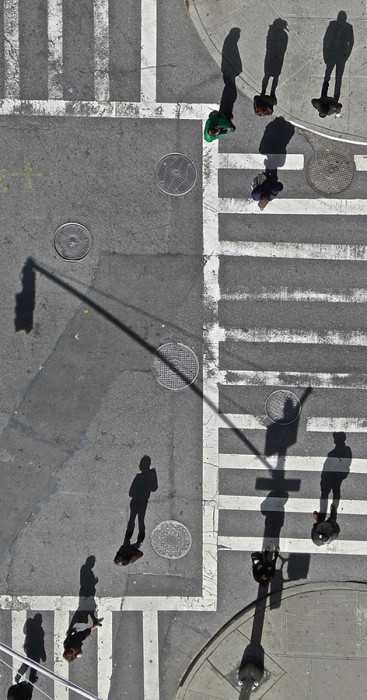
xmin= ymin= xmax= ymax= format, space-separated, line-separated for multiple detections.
xmin=150 ymin=520 xmax=192 ymax=559
xmin=153 ymin=342 xmax=199 ymax=390
xmin=54 ymin=223 xmax=92 ymax=260
xmin=156 ymin=153 xmax=197 ymax=195
xmin=265 ymin=390 xmax=301 ymax=424
xmin=307 ymin=150 xmax=354 ymax=194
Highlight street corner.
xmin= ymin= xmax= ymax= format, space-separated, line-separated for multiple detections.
xmin=176 ymin=581 xmax=367 ymax=699
xmin=189 ymin=0 xmax=367 ymax=144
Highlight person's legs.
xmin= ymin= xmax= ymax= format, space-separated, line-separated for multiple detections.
xmin=334 ymin=60 xmax=345 ymax=101
xmin=124 ymin=500 xmax=139 ymax=542
xmin=322 ymin=61 xmax=334 ymax=97
xmin=137 ymin=501 xmax=148 ymax=543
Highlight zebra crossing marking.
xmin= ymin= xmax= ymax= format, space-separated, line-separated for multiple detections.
xmin=219 ymin=240 xmax=367 ymax=259
xmin=218 ymin=495 xmax=367 ymax=515
xmin=224 ymin=327 xmax=367 ymax=345
xmin=219 ymin=414 xmax=367 ymax=431
xmin=48 ymin=0 xmax=63 ymax=100
xmin=94 ymin=0 xmax=110 ymax=102
xmin=221 ymin=289 xmax=367 ymax=303
xmin=218 ymin=536 xmax=367 ymax=555
xmin=142 ymin=612 xmax=159 ymax=700
xmin=219 ymin=198 xmax=367 ymax=215
xmin=218 ymin=370 xmax=367 ymax=389
xmin=4 ymin=0 xmax=19 ymax=98
xmin=218 ymin=454 xmax=367 ymax=473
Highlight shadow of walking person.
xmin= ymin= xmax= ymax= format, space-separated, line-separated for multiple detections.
xmin=319 ymin=431 xmax=352 ymax=515
xmin=15 ymin=614 xmax=46 ymax=685
xmin=124 ymin=455 xmax=158 ymax=545
xmin=312 ymin=11 xmax=354 ymax=117
xmin=14 ymin=258 xmax=36 ymax=334
xmin=64 ymin=556 xmax=103 ymax=662
xmin=261 ymin=18 xmax=288 ymax=104
xmin=252 ymin=116 xmax=294 ymax=209
xmin=220 ymin=27 xmax=242 ymax=124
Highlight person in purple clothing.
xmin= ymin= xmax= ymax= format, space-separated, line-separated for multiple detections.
xmin=251 ymin=171 xmax=283 ymax=209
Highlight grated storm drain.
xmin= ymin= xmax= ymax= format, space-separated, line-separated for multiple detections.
xmin=265 ymin=390 xmax=301 ymax=424
xmin=153 ymin=342 xmax=199 ymax=390
xmin=54 ymin=223 xmax=92 ymax=260
xmin=156 ymin=153 xmax=197 ymax=195
xmin=150 ymin=520 xmax=192 ymax=559
xmin=306 ymin=149 xmax=354 ymax=194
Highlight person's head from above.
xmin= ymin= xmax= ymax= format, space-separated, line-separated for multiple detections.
xmin=139 ymin=455 xmax=151 ymax=472
xmin=208 ymin=126 xmax=220 ymax=137
xmin=114 ymin=552 xmax=129 ymax=566
xmin=63 ymin=647 xmax=81 ymax=662
xmin=333 ymin=431 xmax=346 ymax=445
xmin=258 ymin=194 xmax=270 ymax=210
xmin=319 ymin=108 xmax=328 ymax=118
xmin=337 ymin=10 xmax=347 ymax=22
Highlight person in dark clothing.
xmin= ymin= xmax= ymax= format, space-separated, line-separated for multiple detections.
xmin=114 ymin=542 xmax=144 ymax=566
xmin=7 ymin=682 xmax=33 ymax=700
xmin=322 ymin=11 xmax=354 ymax=101
xmin=124 ymin=455 xmax=158 ymax=545
xmin=311 ymin=96 xmax=342 ymax=118
xmin=251 ymin=547 xmax=280 ymax=587
xmin=251 ymin=171 xmax=283 ymax=209
xmin=312 ymin=504 xmax=340 ymax=546
xmin=63 ymin=621 xmax=101 ymax=661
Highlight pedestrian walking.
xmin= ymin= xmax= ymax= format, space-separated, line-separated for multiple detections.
xmin=311 ymin=96 xmax=342 ymax=118
xmin=63 ymin=621 xmax=102 ymax=662
xmin=7 ymin=682 xmax=33 ymax=700
xmin=124 ymin=455 xmax=158 ymax=545
xmin=114 ymin=542 xmax=143 ymax=566
xmin=311 ymin=504 xmax=340 ymax=546
xmin=251 ymin=546 xmax=280 ymax=587
xmin=204 ymin=110 xmax=235 ymax=142
xmin=251 ymin=171 xmax=283 ymax=209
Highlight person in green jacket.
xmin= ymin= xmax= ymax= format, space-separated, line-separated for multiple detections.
xmin=204 ymin=110 xmax=235 ymax=142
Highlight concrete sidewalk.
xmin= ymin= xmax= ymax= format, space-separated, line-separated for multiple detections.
xmin=176 ymin=581 xmax=367 ymax=698
xmin=189 ymin=1 xmax=367 ymax=144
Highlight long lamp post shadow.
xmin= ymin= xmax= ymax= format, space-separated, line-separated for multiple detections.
xmin=25 ymin=257 xmax=277 ymax=469
xmin=238 ymin=388 xmax=312 ymax=697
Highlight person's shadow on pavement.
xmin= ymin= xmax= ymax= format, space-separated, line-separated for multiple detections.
xmin=261 ymin=18 xmax=288 ymax=104
xmin=15 ymin=613 xmax=46 ymax=685
xmin=69 ymin=555 xmax=103 ymax=631
xmin=312 ymin=11 xmax=354 ymax=117
xmin=124 ymin=455 xmax=158 ymax=545
xmin=219 ymin=27 xmax=242 ymax=125
xmin=319 ymin=431 xmax=352 ymax=515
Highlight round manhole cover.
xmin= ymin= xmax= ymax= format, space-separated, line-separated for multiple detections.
xmin=153 ymin=342 xmax=199 ymax=390
xmin=150 ymin=520 xmax=192 ymax=559
xmin=54 ymin=223 xmax=92 ymax=260
xmin=265 ymin=390 xmax=301 ymax=424
xmin=306 ymin=150 xmax=354 ymax=194
xmin=156 ymin=153 xmax=197 ymax=196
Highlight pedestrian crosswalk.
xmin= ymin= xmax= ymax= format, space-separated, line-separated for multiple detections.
xmin=201 ymin=138 xmax=367 ymax=579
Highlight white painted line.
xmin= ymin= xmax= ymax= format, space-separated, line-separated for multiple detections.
xmin=219 ymin=536 xmax=367 ymax=555
xmin=218 ymin=153 xmax=304 ymax=170
xmin=140 ymin=0 xmax=157 ymax=101
xmin=219 ymin=198 xmax=367 ymax=215
xmin=202 ymin=136 xmax=220 ymax=603
xmin=218 ymin=495 xmax=367 ymax=515
xmin=218 ymin=413 xmax=267 ymax=430
xmin=47 ymin=0 xmax=63 ymax=99
xmin=97 ymin=612 xmax=112 ymax=700
xmin=4 ymin=0 xmax=19 ymax=98
xmin=142 ymin=611 xmax=159 ymax=700
xmin=354 ymin=155 xmax=367 ymax=170
xmin=11 ymin=611 xmax=25 ymax=680
xmin=218 ymin=454 xmax=362 ymax=473
xmin=94 ymin=0 xmax=109 ymax=101
xmin=219 ymin=370 xmax=367 ymax=389
xmin=54 ymin=610 xmax=70 ymax=700
xmin=307 ymin=417 xmax=367 ymax=432
xmin=221 ymin=288 xmax=367 ymax=303
xmin=0 ymin=99 xmax=215 ymax=119
xmin=0 ymin=596 xmax=217 ymax=612
xmin=225 ymin=327 xmax=367 ymax=346
xmin=220 ymin=240 xmax=367 ymax=260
